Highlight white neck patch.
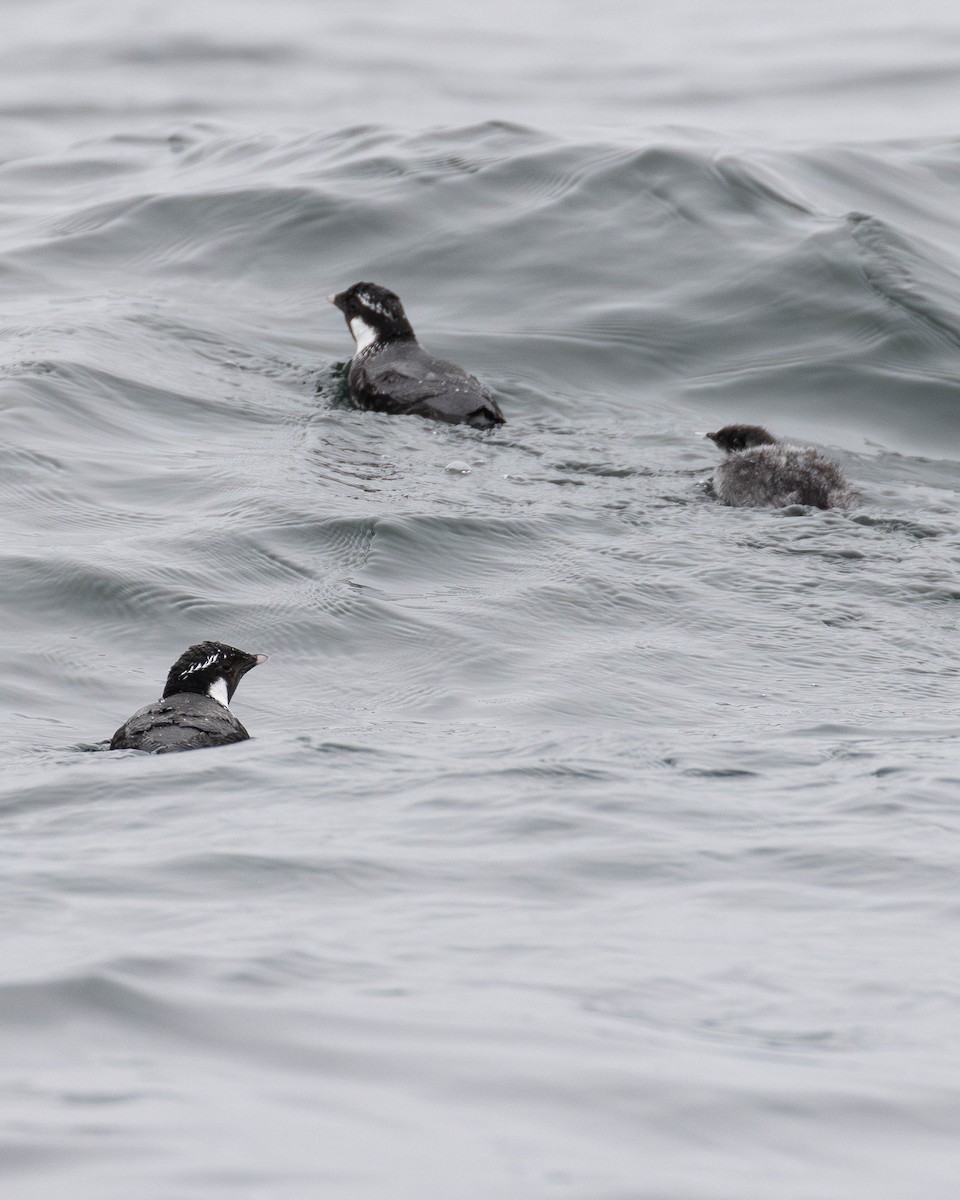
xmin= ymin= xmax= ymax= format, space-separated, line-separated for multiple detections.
xmin=207 ymin=676 xmax=230 ymax=708
xmin=349 ymin=314 xmax=380 ymax=353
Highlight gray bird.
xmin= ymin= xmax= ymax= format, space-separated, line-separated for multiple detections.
xmin=706 ymin=424 xmax=853 ymax=509
xmin=109 ymin=641 xmax=267 ymax=753
xmin=329 ymin=282 xmax=505 ymax=428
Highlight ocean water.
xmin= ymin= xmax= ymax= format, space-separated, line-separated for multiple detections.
xmin=3 ymin=2 xmax=960 ymax=1197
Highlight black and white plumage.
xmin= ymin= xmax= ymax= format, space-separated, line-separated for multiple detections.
xmin=109 ymin=641 xmax=268 ymax=754
xmin=706 ymin=424 xmax=853 ymax=510
xmin=329 ymin=282 xmax=505 ymax=428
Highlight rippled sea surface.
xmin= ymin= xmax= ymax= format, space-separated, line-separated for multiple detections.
xmin=4 ymin=2 xmax=960 ymax=1197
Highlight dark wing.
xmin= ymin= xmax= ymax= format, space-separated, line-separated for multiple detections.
xmin=110 ymin=696 xmax=250 ymax=754
xmin=351 ymin=352 xmax=504 ymax=427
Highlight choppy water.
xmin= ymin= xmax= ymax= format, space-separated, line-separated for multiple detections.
xmin=3 ymin=3 xmax=960 ymax=1197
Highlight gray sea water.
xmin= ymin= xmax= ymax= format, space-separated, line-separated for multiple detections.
xmin=3 ymin=2 xmax=960 ymax=1196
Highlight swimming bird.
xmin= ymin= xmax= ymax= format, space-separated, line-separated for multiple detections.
xmin=329 ymin=282 xmax=505 ymax=428
xmin=706 ymin=424 xmax=852 ymax=509
xmin=109 ymin=641 xmax=267 ymax=753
